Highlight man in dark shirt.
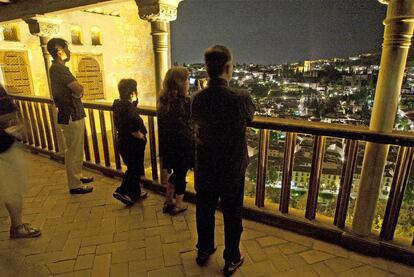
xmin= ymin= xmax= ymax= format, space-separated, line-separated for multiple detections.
xmin=47 ymin=38 xmax=93 ymax=194
xmin=192 ymin=45 xmax=255 ymax=276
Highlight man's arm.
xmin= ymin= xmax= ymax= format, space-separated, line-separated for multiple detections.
xmin=131 ymin=130 xmax=145 ymax=140
xmin=239 ymin=91 xmax=255 ymax=125
xmin=55 ymin=65 xmax=83 ymax=99
xmin=246 ymin=94 xmax=255 ymax=124
xmin=68 ymin=81 xmax=84 ymax=98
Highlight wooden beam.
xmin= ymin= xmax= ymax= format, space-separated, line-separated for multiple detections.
xmin=0 ymin=0 xmax=127 ymax=23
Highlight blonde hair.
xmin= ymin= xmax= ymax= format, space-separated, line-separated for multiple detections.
xmin=159 ymin=66 xmax=189 ymax=112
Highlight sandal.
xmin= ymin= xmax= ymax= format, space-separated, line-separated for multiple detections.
xmin=169 ymin=205 xmax=188 ymax=215
xmin=10 ymin=223 xmax=41 ymax=239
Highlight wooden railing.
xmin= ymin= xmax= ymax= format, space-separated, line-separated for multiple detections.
xmin=10 ymin=94 xmax=414 ymax=265
xmin=10 ymin=94 xmax=158 ymax=181
xmin=250 ymin=117 xmax=414 ymax=241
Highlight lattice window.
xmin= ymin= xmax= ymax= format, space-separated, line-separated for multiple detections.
xmin=73 ymin=56 xmax=104 ymax=100
xmin=2 ymin=25 xmax=19 ymax=41
xmin=0 ymin=51 xmax=32 ymax=95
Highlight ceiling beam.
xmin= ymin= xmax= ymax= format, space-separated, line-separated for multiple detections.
xmin=0 ymin=0 xmax=128 ymax=23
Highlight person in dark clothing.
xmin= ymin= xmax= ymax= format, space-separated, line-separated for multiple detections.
xmin=112 ymin=79 xmax=148 ymax=205
xmin=0 ymin=84 xmax=41 ymax=239
xmin=47 ymin=38 xmax=94 ymax=195
xmin=158 ymin=67 xmax=194 ymax=215
xmin=192 ymin=45 xmax=255 ymax=276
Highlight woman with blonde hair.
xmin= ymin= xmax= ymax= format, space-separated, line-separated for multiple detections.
xmin=158 ymin=67 xmax=194 ymax=215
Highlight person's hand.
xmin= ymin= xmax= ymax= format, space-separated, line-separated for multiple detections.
xmin=132 ymin=130 xmax=145 ymax=140
xmin=197 ymin=79 xmax=208 ymax=90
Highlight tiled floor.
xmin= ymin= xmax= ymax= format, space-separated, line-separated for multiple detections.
xmin=0 ymin=151 xmax=413 ymax=276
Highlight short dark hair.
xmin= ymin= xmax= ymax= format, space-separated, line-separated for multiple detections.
xmin=47 ymin=38 xmax=68 ymax=60
xmin=118 ymin=79 xmax=137 ymax=100
xmin=204 ymin=45 xmax=232 ymax=78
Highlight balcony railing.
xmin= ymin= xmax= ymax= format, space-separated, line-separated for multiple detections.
xmin=10 ymin=94 xmax=158 ymax=180
xmin=9 ymin=94 xmax=414 ymax=266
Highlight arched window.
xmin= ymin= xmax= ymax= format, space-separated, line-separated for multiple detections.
xmin=74 ymin=56 xmax=104 ymax=100
xmin=71 ymin=25 xmax=83 ymax=45
xmin=2 ymin=25 xmax=19 ymax=41
xmin=91 ymin=27 xmax=102 ymax=46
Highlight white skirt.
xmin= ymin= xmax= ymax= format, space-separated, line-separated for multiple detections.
xmin=0 ymin=143 xmax=26 ymax=204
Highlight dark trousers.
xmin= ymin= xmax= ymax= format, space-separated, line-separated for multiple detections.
xmin=196 ymin=177 xmax=244 ymax=262
xmin=116 ymin=140 xmax=145 ymax=200
xmin=168 ymin=167 xmax=188 ymax=195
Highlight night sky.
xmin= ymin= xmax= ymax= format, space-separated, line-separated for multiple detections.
xmin=170 ymin=0 xmax=387 ymax=65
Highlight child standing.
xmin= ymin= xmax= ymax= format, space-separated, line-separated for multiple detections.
xmin=112 ymin=79 xmax=148 ymax=205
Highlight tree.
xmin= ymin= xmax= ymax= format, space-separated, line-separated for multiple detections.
xmin=246 ymin=155 xmax=258 ymax=182
xmin=250 ymin=83 xmax=269 ymax=98
xmin=395 ymin=117 xmax=411 ymax=131
xmin=319 ymin=66 xmax=342 ymax=84
xmin=267 ymin=169 xmax=280 ymax=183
xmin=265 ymin=187 xmax=281 ymax=203
xmin=325 ymin=97 xmax=340 ymax=114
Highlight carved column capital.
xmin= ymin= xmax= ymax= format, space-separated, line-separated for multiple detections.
xmin=24 ymin=16 xmax=62 ymax=37
xmin=382 ymin=0 xmax=414 ymax=49
xmin=135 ymin=0 xmax=183 ymax=22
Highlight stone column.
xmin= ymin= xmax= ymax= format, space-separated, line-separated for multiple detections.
xmin=25 ymin=16 xmax=64 ymax=155
xmin=0 ymin=26 xmax=5 ymax=42
xmin=135 ymin=0 xmax=183 ymax=103
xmin=0 ymin=27 xmax=4 ymax=86
xmin=25 ymin=16 xmax=62 ymax=87
xmin=136 ymin=0 xmax=183 ymax=185
xmin=352 ymin=0 xmax=414 ymax=236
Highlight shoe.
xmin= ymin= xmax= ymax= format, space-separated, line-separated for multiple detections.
xmin=80 ymin=177 xmax=94 ymax=184
xmin=140 ymin=190 xmax=148 ymax=199
xmin=69 ymin=186 xmax=93 ymax=194
xmin=223 ymin=256 xmax=244 ymax=276
xmin=196 ymin=246 xmax=217 ymax=266
xmin=169 ymin=205 xmax=188 ymax=216
xmin=113 ymin=192 xmax=134 ymax=205
xmin=162 ymin=203 xmax=175 ymax=213
xmin=10 ymin=223 xmax=41 ymax=239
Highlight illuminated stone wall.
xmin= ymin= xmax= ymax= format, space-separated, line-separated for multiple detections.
xmin=0 ymin=0 xmax=157 ymax=106
xmin=0 ymin=21 xmax=49 ymax=97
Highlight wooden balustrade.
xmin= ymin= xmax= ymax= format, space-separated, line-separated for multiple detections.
xmin=9 ymin=94 xmax=414 ymax=265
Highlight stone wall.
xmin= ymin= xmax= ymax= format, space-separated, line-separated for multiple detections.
xmin=0 ymin=0 xmax=157 ymax=106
